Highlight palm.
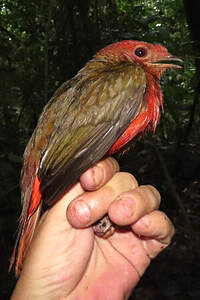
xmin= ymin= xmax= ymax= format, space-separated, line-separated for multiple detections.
xmin=23 ymin=200 xmax=148 ymax=300
xmin=44 ymin=223 xmax=149 ymax=300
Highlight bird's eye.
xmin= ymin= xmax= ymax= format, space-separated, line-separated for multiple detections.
xmin=134 ymin=47 xmax=147 ymax=58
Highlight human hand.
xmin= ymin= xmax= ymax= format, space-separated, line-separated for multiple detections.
xmin=11 ymin=157 xmax=174 ymax=300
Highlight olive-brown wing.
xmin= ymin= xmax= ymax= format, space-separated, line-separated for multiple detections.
xmin=39 ymin=83 xmax=146 ymax=206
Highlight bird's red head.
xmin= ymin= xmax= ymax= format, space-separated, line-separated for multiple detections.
xmin=95 ymin=40 xmax=182 ymax=78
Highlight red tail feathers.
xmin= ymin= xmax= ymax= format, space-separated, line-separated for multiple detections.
xmin=9 ymin=175 xmax=42 ymax=277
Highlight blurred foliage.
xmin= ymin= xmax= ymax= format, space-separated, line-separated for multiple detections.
xmin=0 ymin=0 xmax=200 ymax=299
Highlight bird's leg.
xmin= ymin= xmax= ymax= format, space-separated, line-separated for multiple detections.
xmin=93 ymin=215 xmax=115 ymax=238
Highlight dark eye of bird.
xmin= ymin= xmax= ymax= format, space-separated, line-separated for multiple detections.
xmin=135 ymin=47 xmax=147 ymax=58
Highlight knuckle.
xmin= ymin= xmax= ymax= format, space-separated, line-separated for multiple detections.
xmin=118 ymin=172 xmax=138 ymax=188
xmin=155 ymin=211 xmax=175 ymax=242
xmin=109 ymin=157 xmax=120 ymax=172
xmin=141 ymin=185 xmax=161 ymax=207
xmin=162 ymin=212 xmax=175 ymax=238
xmin=148 ymin=185 xmax=161 ymax=201
xmin=95 ymin=157 xmax=119 ymax=175
xmin=103 ymin=157 xmax=120 ymax=173
xmin=106 ymin=172 xmax=138 ymax=196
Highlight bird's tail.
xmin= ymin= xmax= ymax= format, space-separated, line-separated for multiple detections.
xmin=9 ymin=175 xmax=42 ymax=277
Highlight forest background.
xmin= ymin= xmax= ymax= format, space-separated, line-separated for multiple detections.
xmin=0 ymin=0 xmax=200 ymax=299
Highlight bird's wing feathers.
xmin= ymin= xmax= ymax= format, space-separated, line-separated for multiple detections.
xmin=13 ymin=67 xmax=145 ymax=274
xmin=38 ymin=75 xmax=146 ymax=205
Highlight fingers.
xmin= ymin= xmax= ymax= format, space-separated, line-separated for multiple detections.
xmin=132 ymin=210 xmax=175 ymax=245
xmin=46 ymin=157 xmax=119 ymax=229
xmin=67 ymin=172 xmax=138 ymax=228
xmin=132 ymin=211 xmax=175 ymax=258
xmin=108 ymin=185 xmax=161 ymax=226
xmin=80 ymin=157 xmax=119 ymax=191
xmin=108 ymin=184 xmax=174 ymax=258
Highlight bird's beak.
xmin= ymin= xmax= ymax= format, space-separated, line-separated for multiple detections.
xmin=150 ymin=56 xmax=183 ymax=69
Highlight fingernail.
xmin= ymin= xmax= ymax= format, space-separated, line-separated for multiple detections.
xmin=116 ymin=197 xmax=135 ymax=218
xmin=72 ymin=200 xmax=91 ymax=225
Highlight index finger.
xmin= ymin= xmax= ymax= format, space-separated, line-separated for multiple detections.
xmin=80 ymin=157 xmax=120 ymax=191
xmin=67 ymin=172 xmax=138 ymax=228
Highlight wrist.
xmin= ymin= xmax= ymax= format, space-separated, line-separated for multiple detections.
xmin=11 ymin=274 xmax=50 ymax=300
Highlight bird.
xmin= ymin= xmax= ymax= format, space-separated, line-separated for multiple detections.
xmin=9 ymin=40 xmax=182 ymax=276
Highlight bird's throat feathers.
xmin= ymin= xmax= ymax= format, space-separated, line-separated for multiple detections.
xmin=145 ymin=73 xmax=163 ymax=132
